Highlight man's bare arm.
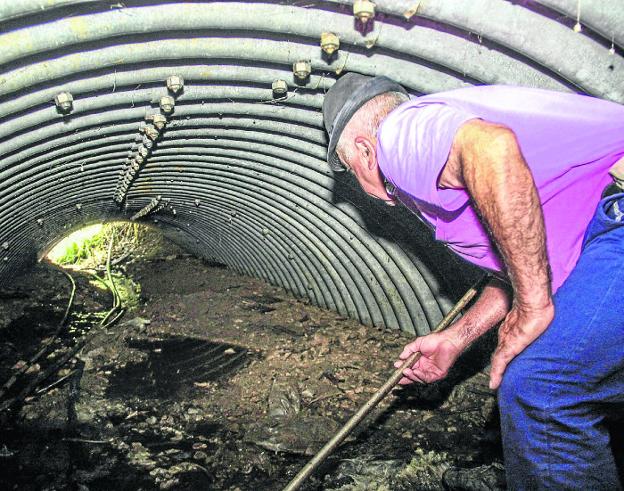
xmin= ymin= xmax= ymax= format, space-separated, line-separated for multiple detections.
xmin=447 ymin=277 xmax=512 ymax=349
xmin=440 ymin=120 xmax=555 ymax=389
xmin=442 ymin=120 xmax=551 ymax=309
xmin=397 ymin=278 xmax=511 ymax=384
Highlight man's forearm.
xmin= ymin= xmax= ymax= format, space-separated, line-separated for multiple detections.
xmin=460 ymin=123 xmax=552 ymax=310
xmin=448 ymin=278 xmax=512 ymax=350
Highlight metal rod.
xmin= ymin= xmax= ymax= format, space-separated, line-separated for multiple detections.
xmin=283 ymin=275 xmax=489 ymax=491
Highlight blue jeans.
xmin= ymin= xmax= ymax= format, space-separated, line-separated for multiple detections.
xmin=499 ymin=192 xmax=624 ymax=490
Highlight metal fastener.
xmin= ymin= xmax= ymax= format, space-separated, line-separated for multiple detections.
xmin=354 ymin=0 xmax=375 ymax=23
xmin=160 ymin=96 xmax=175 ymax=114
xmin=272 ymin=79 xmax=288 ymax=95
xmin=293 ymin=60 xmax=311 ymax=80
xmin=54 ymin=92 xmax=74 ymax=113
xmin=166 ymin=75 xmax=185 ymax=95
xmin=152 ymin=114 xmax=168 ymax=130
xmin=320 ymin=32 xmax=340 ymax=55
xmin=144 ymin=126 xmax=160 ymax=141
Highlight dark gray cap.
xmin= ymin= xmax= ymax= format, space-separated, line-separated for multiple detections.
xmin=322 ymin=73 xmax=408 ymax=171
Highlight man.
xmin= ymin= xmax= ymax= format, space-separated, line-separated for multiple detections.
xmin=322 ymin=73 xmax=624 ymax=490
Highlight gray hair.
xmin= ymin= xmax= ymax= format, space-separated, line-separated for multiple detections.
xmin=336 ymin=91 xmax=409 ymax=167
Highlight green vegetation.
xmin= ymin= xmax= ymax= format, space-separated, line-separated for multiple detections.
xmin=48 ymin=222 xmax=154 ymax=268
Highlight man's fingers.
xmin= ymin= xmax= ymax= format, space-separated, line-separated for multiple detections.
xmin=402 ymin=368 xmax=422 ymax=384
xmin=489 ymin=345 xmax=517 ymax=389
xmin=398 ymin=339 xmax=422 ymax=360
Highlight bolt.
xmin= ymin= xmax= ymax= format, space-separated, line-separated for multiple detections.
xmin=160 ymin=96 xmax=175 ymax=114
xmin=194 ymin=199 xmax=200 ymax=207
xmin=166 ymin=75 xmax=185 ymax=95
xmin=293 ymin=60 xmax=311 ymax=80
xmin=76 ymin=203 xmax=82 ymax=211
xmin=37 ymin=219 xmax=44 ymax=226
xmin=152 ymin=114 xmax=168 ymax=130
xmin=2 ymin=242 xmax=8 ymax=250
xmin=320 ymin=32 xmax=340 ymax=55
xmin=144 ymin=125 xmax=160 ymax=141
xmin=353 ymin=0 xmax=375 ymax=23
xmin=272 ymin=79 xmax=288 ymax=96
xmin=54 ymin=92 xmax=74 ymax=113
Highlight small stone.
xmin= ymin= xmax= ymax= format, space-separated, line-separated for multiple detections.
xmin=223 ymin=348 xmax=236 ymax=355
xmin=193 ymin=450 xmax=208 ymax=461
xmin=1 ymin=242 xmax=8 ymax=250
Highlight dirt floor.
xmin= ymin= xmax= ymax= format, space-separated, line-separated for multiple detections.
xmin=0 ymin=233 xmax=523 ymax=490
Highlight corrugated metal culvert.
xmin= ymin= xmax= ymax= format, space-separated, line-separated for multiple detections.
xmin=1 ymin=0 xmax=622 ymax=334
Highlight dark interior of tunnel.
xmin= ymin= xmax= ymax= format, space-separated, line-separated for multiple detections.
xmin=1 ymin=0 xmax=623 ymax=489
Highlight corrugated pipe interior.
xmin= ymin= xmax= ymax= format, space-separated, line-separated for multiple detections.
xmin=1 ymin=0 xmax=622 ymax=334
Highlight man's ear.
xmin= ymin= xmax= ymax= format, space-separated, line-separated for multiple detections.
xmin=354 ymin=136 xmax=377 ymax=171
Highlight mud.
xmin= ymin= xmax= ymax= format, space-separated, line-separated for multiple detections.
xmin=0 ymin=234 xmax=577 ymax=490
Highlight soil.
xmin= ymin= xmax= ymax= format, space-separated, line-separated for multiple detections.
xmin=0 ymin=233 xmax=545 ymax=490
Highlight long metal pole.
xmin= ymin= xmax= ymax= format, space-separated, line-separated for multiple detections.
xmin=283 ymin=275 xmax=489 ymax=491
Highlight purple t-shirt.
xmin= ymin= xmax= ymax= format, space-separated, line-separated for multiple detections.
xmin=377 ymin=86 xmax=624 ymax=292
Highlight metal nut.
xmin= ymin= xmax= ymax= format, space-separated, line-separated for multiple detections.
xmin=354 ymin=0 xmax=375 ymax=23
xmin=137 ymin=145 xmax=149 ymax=158
xmin=144 ymin=126 xmax=160 ymax=141
xmin=166 ymin=75 xmax=185 ymax=95
xmin=160 ymin=96 xmax=175 ymax=114
xmin=293 ymin=60 xmax=311 ymax=80
xmin=54 ymin=92 xmax=74 ymax=113
xmin=151 ymin=114 xmax=168 ymax=130
xmin=272 ymin=79 xmax=288 ymax=95
xmin=320 ymin=32 xmax=340 ymax=55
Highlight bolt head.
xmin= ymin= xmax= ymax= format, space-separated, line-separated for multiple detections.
xmin=144 ymin=126 xmax=160 ymax=140
xmin=354 ymin=0 xmax=375 ymax=23
xmin=54 ymin=92 xmax=74 ymax=113
xmin=166 ymin=75 xmax=185 ymax=94
xmin=293 ymin=61 xmax=311 ymax=80
xmin=151 ymin=114 xmax=168 ymax=129
xmin=160 ymin=96 xmax=175 ymax=114
xmin=272 ymin=79 xmax=288 ymax=95
xmin=320 ymin=32 xmax=340 ymax=55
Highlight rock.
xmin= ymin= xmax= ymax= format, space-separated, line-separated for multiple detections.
xmin=442 ymin=462 xmax=506 ymax=491
xmin=267 ymin=380 xmax=300 ymax=418
xmin=245 ymin=415 xmax=340 ymax=456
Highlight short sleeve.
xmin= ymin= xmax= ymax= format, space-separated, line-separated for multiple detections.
xmin=377 ymin=101 xmax=478 ymax=212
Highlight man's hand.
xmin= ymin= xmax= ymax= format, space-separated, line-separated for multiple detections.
xmin=393 ymin=332 xmax=463 ymax=385
xmin=489 ymin=302 xmax=554 ymax=389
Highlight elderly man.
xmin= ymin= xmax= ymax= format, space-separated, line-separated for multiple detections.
xmin=322 ymin=73 xmax=624 ymax=490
